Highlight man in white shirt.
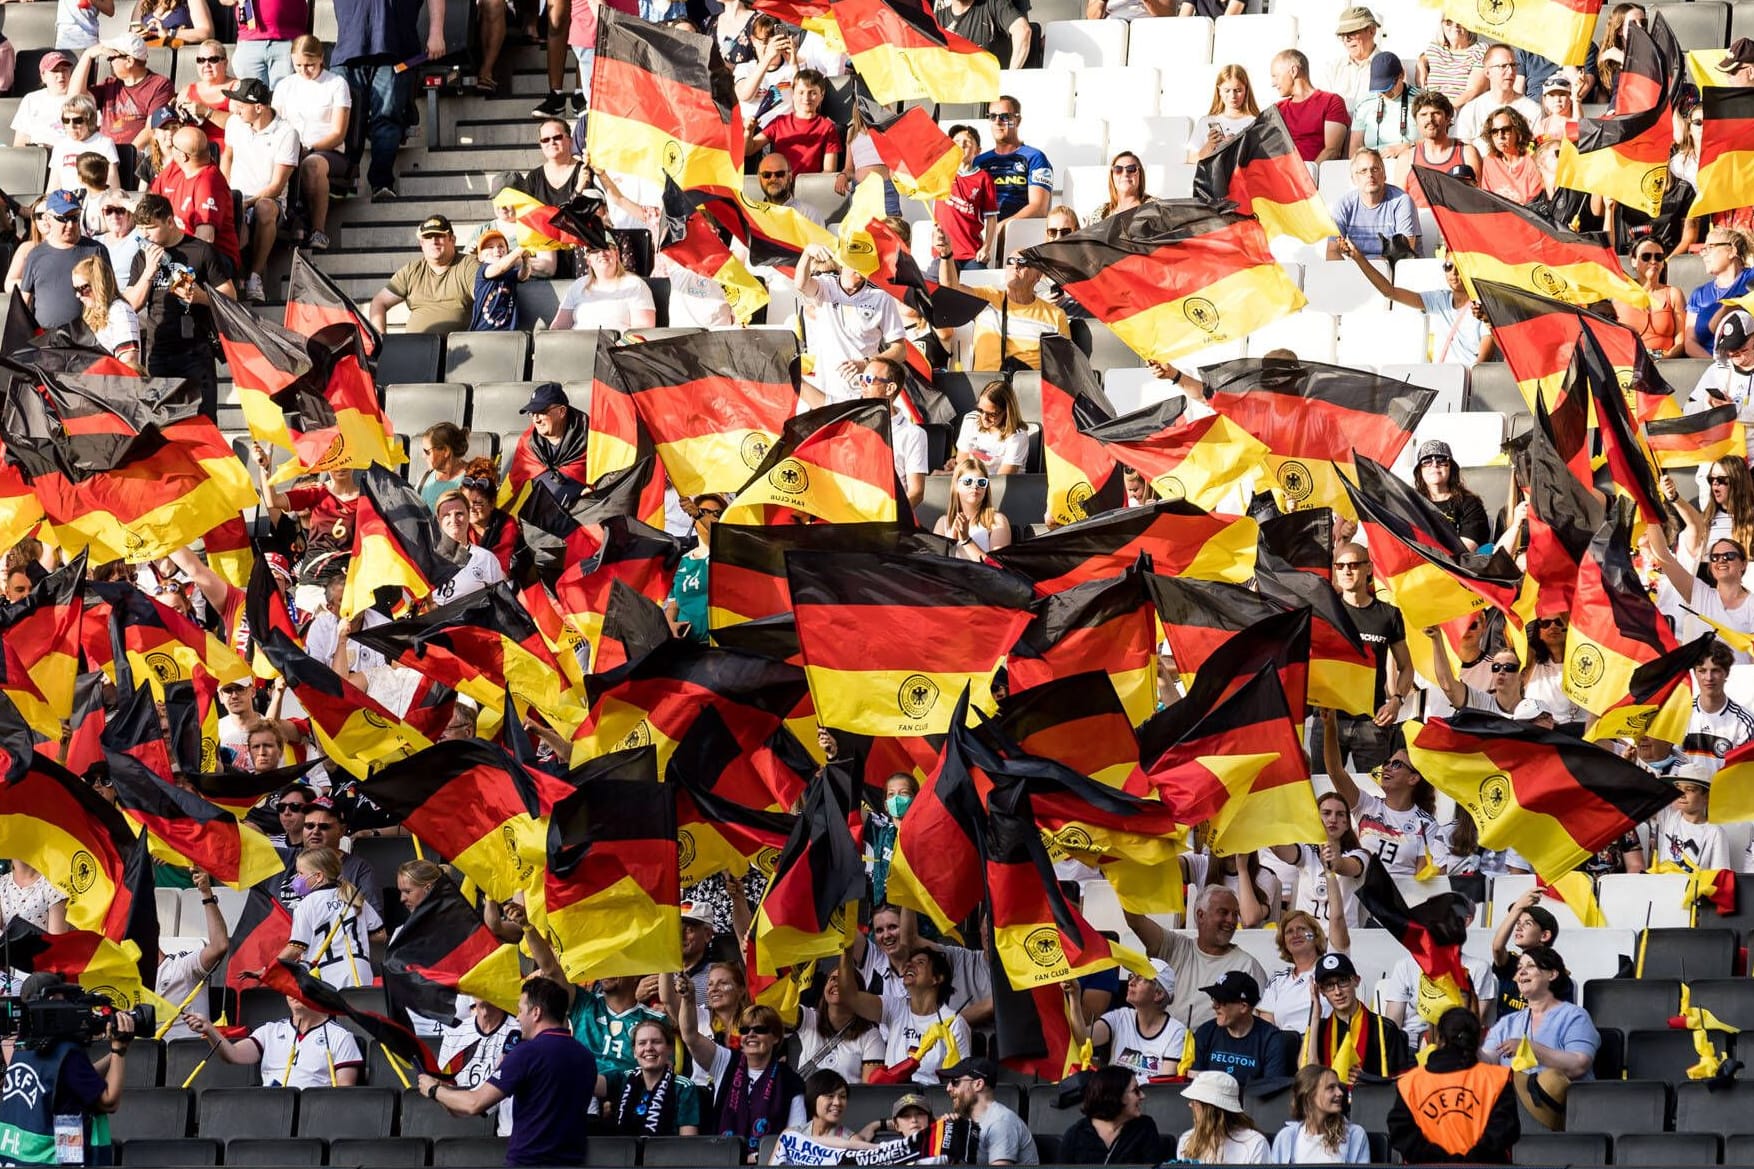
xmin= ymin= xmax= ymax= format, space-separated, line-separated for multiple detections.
xmin=270 ymin=35 xmax=352 ymax=252
xmin=157 ymin=869 xmax=231 ymax=1040
xmin=861 ymin=355 xmax=927 ymax=507
xmin=1321 ymin=6 xmax=1386 ymax=113
xmin=219 ymin=77 xmax=300 ymax=303
xmin=796 ymin=243 xmax=908 ymax=406
xmin=1690 ymin=310 xmax=1754 ymax=423
xmin=1455 ymin=44 xmax=1542 ymax=152
xmin=12 ymin=52 xmax=78 ymax=147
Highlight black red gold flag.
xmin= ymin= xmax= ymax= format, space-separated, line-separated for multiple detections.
xmin=97 ymin=580 xmax=251 ymax=700
xmin=1039 ymin=335 xmax=1126 ymax=526
xmin=1201 ymin=357 xmax=1435 ymax=514
xmin=545 ymin=747 xmax=680 ymax=980
xmin=857 ymin=215 xmax=988 ymax=329
xmin=285 ymin=250 xmax=381 ymax=357
xmin=224 ymin=882 xmax=293 ymax=998
xmin=516 ymin=457 xmax=667 ymax=583
xmin=1646 ymin=405 xmax=1746 ymax=468
xmin=786 ymin=550 xmax=1034 ymax=736
xmin=1148 ymin=573 xmax=1286 ymax=690
xmin=0 ymin=550 xmax=84 ymax=735
xmin=188 ymin=762 xmax=320 ymax=819
xmin=1355 ymin=856 xmax=1473 ymax=1023
xmin=1508 ymin=413 xmax=1603 ymax=621
xmin=1419 ymin=0 xmax=1599 ymax=66
xmin=1688 ymin=53 xmax=1754 ymax=218
xmin=586 ymin=10 xmax=743 ymax=199
xmin=342 ymin=466 xmax=463 ymax=617
xmin=1557 ymin=15 xmax=1682 ymax=215
xmin=668 ymin=706 xmax=800 ymax=883
xmin=0 ymin=919 xmax=152 ymax=1010
xmin=859 ymin=99 xmax=960 ymax=201
xmin=553 ymin=515 xmax=684 ymax=667
xmin=60 ymin=672 xmax=108 ymax=779
xmin=1405 ymin=711 xmax=1677 ymax=880
xmin=991 ymin=500 xmax=1258 ymax=593
xmin=1563 ymin=498 xmax=1681 ymax=719
xmin=1018 ymin=201 xmax=1305 ymax=364
xmin=252 ymin=629 xmax=430 ymax=776
xmin=886 ymin=690 xmax=987 ymax=933
xmin=995 ymin=671 xmax=1148 ymax=795
xmin=0 ymin=691 xmax=36 ymax=783
xmin=1257 ymin=508 xmax=1333 ymax=575
xmin=1078 ymin=394 xmax=1269 ymax=515
xmin=657 ymin=179 xmax=767 ymax=324
xmin=706 ymin=522 xmax=949 ymax=632
xmin=1589 ymin=630 xmax=1712 ymax=747
xmin=0 ymin=754 xmax=135 ymax=933
xmin=260 ymin=959 xmax=442 ymax=1075
xmin=1193 ymin=105 xmax=1339 ymax=243
xmin=720 ymin=400 xmax=902 ymax=526
xmin=1418 ymin=165 xmax=1647 ymax=307
xmin=384 ymin=880 xmax=524 ymax=1021
xmin=990 ymin=950 xmax=1086 ymax=1081
xmin=595 ymin=578 xmax=676 ymax=678
xmin=831 ymin=0 xmax=998 ymax=104
xmin=1573 ymin=324 xmax=1667 ymax=527
xmin=1006 ymin=569 xmax=1157 ymax=727
xmin=1253 ymin=565 xmax=1377 ymax=717
xmin=753 ymin=760 xmax=865 ymax=974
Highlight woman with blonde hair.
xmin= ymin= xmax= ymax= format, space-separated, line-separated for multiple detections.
xmin=72 ymin=254 xmax=141 ymax=370
xmin=1188 ymin=65 xmax=1260 ymax=162
xmin=954 ymin=380 xmax=1028 ymax=473
xmin=1417 ymin=18 xmax=1486 ymax=106
xmin=279 ymin=845 xmax=385 ymax=988
xmin=934 ymin=455 xmax=1013 ymax=558
xmin=179 ymin=40 xmax=236 ymax=138
xmin=1270 ymin=1065 xmax=1370 ymax=1163
xmin=704 ymin=961 xmax=753 ymax=1045
xmin=4 ymin=197 xmax=48 ymax=293
xmin=1177 ymin=1071 xmax=1270 ymax=1163
xmin=1092 ymin=150 xmax=1149 ymax=223
xmin=1667 ymin=455 xmax=1754 ymax=563
xmin=1254 ymin=908 xmax=1347 ymax=1035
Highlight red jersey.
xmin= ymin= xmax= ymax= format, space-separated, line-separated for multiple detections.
xmin=762 ymin=114 xmax=843 ymax=176
xmin=933 ymin=168 xmax=998 ymax=261
xmin=1277 ymin=91 xmax=1350 ymax=162
xmin=152 ymin=162 xmax=242 ymax=270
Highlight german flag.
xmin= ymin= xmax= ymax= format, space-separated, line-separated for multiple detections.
xmin=657 ymin=180 xmax=767 ymax=325
xmin=161 ymin=669 xmax=221 ymax=776
xmin=753 ymin=760 xmax=865 ymax=974
xmin=1405 ymin=711 xmax=1677 ymax=880
xmin=1646 ymin=405 xmax=1745 ymax=468
xmin=259 ymin=959 xmax=443 ymax=1076
xmin=491 ymin=186 xmax=612 ymax=252
xmin=706 ymin=522 xmax=949 ymax=632
xmin=1341 ymin=455 xmax=1525 ymax=632
xmin=996 ymin=671 xmax=1148 ymax=794
xmin=1202 ymin=357 xmax=1436 ymax=515
xmin=284 ymin=251 xmax=381 ymax=357
xmin=594 ymin=579 xmax=676 ymax=678
xmin=1564 ymin=498 xmax=1680 ymax=718
xmin=586 ymin=10 xmax=743 ymax=199
xmin=787 ymin=550 xmax=1034 ymax=736
xmin=253 ymin=630 xmax=430 ymax=776
xmin=204 ymin=517 xmax=255 ymax=592
xmin=1019 ymin=201 xmax=1306 ymax=364
xmin=516 ymin=459 xmax=668 ymax=582
xmin=98 ymin=581 xmax=251 ymax=699
xmin=553 ymin=516 xmax=683 ymax=669
xmin=669 ymin=708 xmax=799 ymax=883
xmin=1005 ymin=569 xmax=1157 ymax=727
xmin=831 ymin=0 xmax=998 ymax=105
xmin=1574 ymin=326 xmax=1668 ymax=526
xmin=1257 ymin=507 xmax=1332 ymax=575
xmin=1509 ymin=413 xmax=1603 ymax=620
xmin=858 ymin=97 xmax=961 ymax=201
xmin=60 ymin=673 xmax=107 ymax=779
xmin=210 ymin=288 xmax=317 ymax=452
xmin=1148 ymin=574 xmax=1286 ymax=691
xmin=0 ymin=691 xmax=36 ymax=782
xmin=1589 ymin=631 xmax=1712 ymax=747
xmin=1254 ymin=565 xmax=1378 ymax=717
xmin=1419 ymin=165 xmax=1647 ymax=307
xmin=362 ymin=740 xmax=548 ymax=917
xmin=224 ymin=882 xmax=293 ymax=998
xmin=0 ymin=437 xmax=44 ymax=553
xmin=720 ymin=400 xmax=901 ymax=526
xmin=0 ymin=755 xmax=135 ymax=933
xmin=544 ymin=748 xmax=680 ymax=980
xmin=1193 ymin=105 xmax=1339 ymax=244
xmin=992 ymin=500 xmax=1259 ymax=593
xmin=189 ymin=762 xmax=319 ymax=819
xmin=886 ymin=692 xmax=987 ymax=932
xmin=1710 ymin=735 xmax=1754 ymax=823
xmin=602 ymin=331 xmax=798 ymax=499
xmin=1688 ymin=51 xmax=1754 ymax=218
xmin=1474 ymin=279 xmax=1678 ymax=421
xmin=856 ymin=215 xmax=988 ymax=329
xmin=698 ymin=191 xmax=838 ymax=279
xmin=582 ymin=339 xmax=654 ymax=494
xmin=1039 ymin=336 xmax=1126 ymax=526
xmin=383 ymin=880 xmax=525 ymax=1021
xmin=341 ymin=466 xmax=463 ymax=618
xmin=1080 ymin=396 xmax=1270 ymax=514
xmin=1420 ymin=0 xmax=1599 ymax=66
xmin=1556 ymin=15 xmax=1682 ymax=216
xmin=1 ymin=919 xmax=151 ymax=1011
xmin=0 ymin=549 xmax=84 ymax=726
xmin=1355 ymin=855 xmax=1473 ymax=1024
xmin=991 ymin=951 xmax=1086 ymax=1080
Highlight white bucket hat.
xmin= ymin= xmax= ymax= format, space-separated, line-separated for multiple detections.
xmin=1181 ymin=1071 xmax=1243 ymax=1113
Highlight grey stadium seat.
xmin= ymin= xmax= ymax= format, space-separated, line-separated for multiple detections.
xmin=1564 ymin=1079 xmax=1669 ymax=1139
xmin=120 ymin=1138 xmax=219 ymax=1165
xmin=1345 ymin=1080 xmax=1398 ymax=1132
xmin=196 ymin=1086 xmax=296 ymax=1143
xmin=1139 ymin=1083 xmax=1195 ymax=1137
xmin=1510 ymin=1131 xmax=1609 ymax=1167
xmin=1652 ymin=1 xmax=1729 ymax=49
xmin=400 ymin=1089 xmax=495 ymax=1138
xmin=111 ymin=1088 xmax=192 ymax=1142
xmin=432 ymin=1136 xmax=508 ymax=1165
xmin=224 ymin=1137 xmax=324 ymax=1165
xmin=443 ymin=330 xmax=531 ymax=384
xmin=591 ymin=1135 xmax=638 ymax=1166
xmin=295 ymin=1085 xmax=396 ymax=1138
xmin=329 ymin=1137 xmax=429 ymax=1166
xmin=469 ymin=381 xmax=539 ymax=436
xmin=1465 ymin=362 xmax=1529 ymax=417
xmin=514 ymin=278 xmax=572 ymax=329
xmin=1072 ymin=318 xmax=1143 ymax=371
xmin=843 ymin=1084 xmax=906 ymax=1132
xmin=643 ymin=1135 xmax=744 ymax=1166
xmin=165 ymin=1037 xmax=257 ymax=1090
xmin=1636 ymin=927 xmax=1736 ymax=979
xmin=1624 ymin=1029 xmax=1716 ymax=1082
xmin=0 ymin=146 xmax=49 ymax=198
xmin=376 ymin=332 xmax=445 ymax=387
xmin=1687 ymin=979 xmax=1754 ymax=1031
xmin=1582 ymin=978 xmax=1680 ymax=1032
xmin=532 ymin=328 xmax=612 ymax=384
xmin=87 ymin=1038 xmax=162 ymax=1088
xmin=1617 ymin=1132 xmax=1717 ymax=1166
xmin=1677 ymin=1079 xmax=1754 ymax=1136
xmin=383 ymin=384 xmax=471 ymax=443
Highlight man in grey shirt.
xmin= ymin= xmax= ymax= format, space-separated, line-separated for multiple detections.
xmin=940 ymin=1057 xmax=1039 ymax=1165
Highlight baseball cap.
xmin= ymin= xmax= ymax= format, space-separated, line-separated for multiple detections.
xmin=1512 ymin=698 xmax=1544 ymax=721
xmin=1672 ymin=758 xmax=1715 ymax=788
xmin=476 ymin=229 xmax=509 ymax=252
xmin=102 ymin=33 xmax=149 ymax=60
xmin=418 ymin=214 xmax=455 ymax=238
xmin=39 ymin=51 xmax=75 ymax=74
xmin=44 ymin=190 xmax=82 ymax=218
xmin=937 ymin=1056 xmax=1001 ymax=1084
xmin=1716 ymin=309 xmax=1754 ymax=356
xmin=1417 ymin=439 xmax=1453 ymax=463
xmin=149 ymin=106 xmax=184 ymax=129
xmin=678 ymin=900 xmax=711 ymax=925
xmin=519 ymin=382 xmax=568 ymax=414
xmin=222 ymin=78 xmax=273 ymax=105
xmin=1368 ymin=54 xmax=1403 ymax=94
xmin=1315 ymin=952 xmax=1358 ymax=983
xmin=1334 ymin=6 xmax=1378 ymax=34
xmin=1720 ymin=37 xmax=1754 ymax=71
xmin=1542 ymin=76 xmax=1573 ymax=95
xmin=1147 ymin=957 xmax=1176 ymax=1000
xmin=892 ymin=1094 xmax=932 ymax=1119
xmin=1200 ymin=970 xmax=1261 ymax=1006
xmin=1447 ymin=163 xmax=1478 ymax=182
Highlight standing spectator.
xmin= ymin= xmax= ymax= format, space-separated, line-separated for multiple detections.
xmin=94 ymin=190 xmax=143 ymax=280
xmin=1323 ymin=709 xmax=1445 ymax=875
xmin=1477 ymin=109 xmax=1543 ymax=205
xmin=369 ymin=216 xmax=481 ymax=336
xmin=332 ymin=0 xmax=445 ymax=202
xmin=70 ymin=34 xmax=175 ymax=152
xmin=1488 ymin=890 xmax=1563 ymax=1017
xmin=13 ymin=53 xmax=78 ymax=148
xmin=1269 ymin=806 xmax=1368 ymax=934
xmin=1720 ymin=36 xmax=1754 ymax=86
xmin=1454 ymin=45 xmax=1539 ymax=150
xmin=513 ymin=120 xmax=590 ymax=207
xmin=47 ymin=95 xmax=119 ymax=192
xmin=1187 ymin=66 xmax=1260 ymax=163
xmin=1270 ymin=50 xmax=1349 ymax=163
xmin=939 ymin=0 xmax=1029 ymax=69
xmin=665 ymin=974 xmax=806 ymax=1159
xmin=751 ymin=68 xmax=842 ymax=175
xmin=1411 ymin=439 xmax=1488 ymax=547
xmin=940 ymin=1057 xmax=1039 ymax=1165
xmin=933 ymin=128 xmax=998 ymax=268
xmin=1326 ymin=148 xmax=1417 ymax=258
xmin=185 ymin=997 xmax=364 ymax=1086
xmin=0 ymin=862 xmax=68 ymax=934
xmin=1177 ymin=1072 xmax=1271 ymax=1164
xmin=58 ymin=0 xmax=116 ymax=52
xmin=1349 ymin=56 xmax=1419 ymax=158
xmin=1321 ymin=7 xmax=1386 ymax=113
xmin=18 ymin=190 xmax=108 ymax=330
xmin=1398 ymin=92 xmax=1478 ymax=201
xmin=73 ymin=254 xmax=142 ymax=368
xmin=938 ymin=251 xmax=1069 ymax=371
xmin=1647 ymin=532 xmax=1754 ymax=661
xmin=1388 ymin=1009 xmax=1517 ymax=1164
xmin=136 ymin=106 xmax=183 ymax=188
xmin=279 ymin=845 xmax=384 ymax=988
xmin=124 ymin=194 xmax=231 ymax=414
xmin=221 ymin=0 xmax=309 ymax=90
xmin=733 ymin=17 xmax=798 ymax=129
xmin=272 ymin=37 xmax=354 ymax=252
xmin=1124 ymin=887 xmax=1268 ymax=1029
xmin=950 ymin=379 xmax=1029 ymax=473
xmin=1685 ymin=230 xmax=1754 ymax=359
xmin=836 ymin=945 xmax=973 ymax=1086
xmin=1417 ymin=19 xmax=1486 ymax=108
xmin=795 ymin=242 xmax=907 ymax=406
xmin=1644 ymin=759 xmax=1730 ymax=867
xmin=1059 ymin=1066 xmax=1160 ymax=1165
xmin=1682 ymin=641 xmax=1754 ymax=776
xmin=1271 ymin=1066 xmax=1371 ymax=1164
xmin=1189 ymin=972 xmax=1291 ymax=1087
xmin=1323 ymin=543 xmax=1414 ymax=768
xmin=437 ymin=999 xmax=521 ymax=1137
xmin=860 ymin=356 xmax=927 ymax=508
xmin=1614 ymin=241 xmax=1686 ymax=357
xmin=549 ymin=242 xmax=656 ymax=331
xmin=1345 ymin=244 xmax=1491 ymax=364
xmin=150 ymin=126 xmax=241 ymax=276
xmin=219 ymin=77 xmax=299 ymax=303
xmin=976 ymin=97 xmax=1052 ymax=227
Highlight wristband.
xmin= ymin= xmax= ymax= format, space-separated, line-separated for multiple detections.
xmin=426 ymin=1083 xmax=441 ymax=1100
xmin=110 ymin=1046 xmax=128 ymax=1055
xmin=202 ymin=897 xmax=218 ymax=906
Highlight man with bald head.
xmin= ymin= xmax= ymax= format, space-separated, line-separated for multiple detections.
xmin=149 ymin=124 xmax=241 ymax=277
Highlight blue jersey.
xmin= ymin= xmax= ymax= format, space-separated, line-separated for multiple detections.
xmin=975 ymin=144 xmax=1053 ymax=220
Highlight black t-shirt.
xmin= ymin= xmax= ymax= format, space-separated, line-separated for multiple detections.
xmin=128 ymin=235 xmax=229 ymax=363
xmin=1345 ymin=595 xmax=1407 ymax=707
xmin=515 ymin=163 xmax=587 ymax=208
xmin=933 ymin=0 xmax=1022 ymax=63
xmin=1428 ymin=492 xmax=1491 ymax=547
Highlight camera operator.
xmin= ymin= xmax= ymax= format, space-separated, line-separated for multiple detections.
xmin=0 ymin=988 xmax=137 ymax=1165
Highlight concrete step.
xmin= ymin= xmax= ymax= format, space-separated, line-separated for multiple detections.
xmin=293 ymin=250 xmax=407 ymax=277
xmin=398 ymin=146 xmax=540 ymax=173
xmin=391 ymin=171 xmax=505 ymax=198
xmin=329 ymin=196 xmax=495 ymax=226
xmin=450 ymin=120 xmax=550 ymax=148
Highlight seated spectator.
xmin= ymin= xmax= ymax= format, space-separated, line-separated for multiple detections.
xmin=1489 ymin=889 xmax=1566 ymax=1017
xmin=835 ymin=944 xmax=973 ymax=1086
xmin=1686 ymin=231 xmax=1754 ymax=359
xmin=1271 ymin=800 xmax=1368 ymax=932
xmin=57 ymin=0 xmax=110 ymax=54
xmin=1721 ymin=35 xmax=1754 ymax=86
xmin=1322 ymin=7 xmax=1387 ymax=113
xmin=1349 ymin=56 xmax=1419 ymax=159
xmin=74 ymin=152 xmax=115 ymax=237
xmin=437 ymin=998 xmax=521 ymax=1137
xmin=219 ymin=77 xmax=298 ymax=303
xmin=939 ymin=254 xmax=1069 ymax=373
xmin=279 ymin=844 xmax=385 ymax=987
xmin=72 ymin=254 xmax=141 ymax=369
xmin=1254 ymin=909 xmax=1344 ymax=1035
xmin=1595 ymin=3 xmax=1645 ymax=97
xmin=70 ymin=33 xmax=174 ymax=151
xmin=1398 ymin=92 xmax=1478 ymax=201
xmin=19 ymin=190 xmax=109 ymax=330
xmin=1327 ymin=148 xmax=1417 ymax=259
xmin=179 ymin=39 xmax=236 ymax=143
xmin=1534 ymin=77 xmax=1577 ymax=143
xmin=1477 ymin=109 xmax=1543 ymax=205
xmin=1480 ymin=946 xmax=1599 ymax=1080
xmin=785 ymin=1069 xmax=878 ymax=1150
xmin=753 ymin=153 xmax=827 ymax=228
xmin=751 ymin=68 xmax=842 ymax=175
xmin=150 ymin=125 xmax=241 ymax=275
xmin=514 ymin=119 xmax=591 ymax=207
xmin=1455 ymin=45 xmax=1539 ymax=150
xmin=1340 ymin=242 xmax=1492 ymax=364
xmin=47 ymin=95 xmax=119 ymax=192
xmin=1270 ymin=1065 xmax=1370 ymax=1163
xmin=940 ymin=0 xmax=1029 ymax=66
xmin=1389 ymin=1008 xmax=1518 ymax=1164
xmin=468 ymin=229 xmax=530 ymax=332
xmin=1190 ymin=971 xmax=1290 ymax=1087
xmin=459 ymin=458 xmax=523 ymax=573
xmin=952 ymin=380 xmax=1028 ymax=473
xmin=598 ymin=1015 xmax=703 ymax=1136
xmin=1188 ymin=65 xmax=1260 ymax=163
xmin=369 ymin=215 xmax=482 ymax=337
xmin=417 ymin=423 xmax=471 ymax=507
xmin=1177 ymin=1071 xmax=1271 ymax=1164
xmin=1614 ymin=241 xmax=1686 ymax=357
xmin=137 ymin=106 xmax=181 ymax=188
xmin=426 ymin=491 xmax=507 ymax=606
xmin=977 ymin=96 xmax=1053 ymax=226
xmin=1091 ymin=152 xmax=1148 ymax=223
xmin=1417 ymin=18 xmax=1486 ymax=109
xmin=934 ymin=456 xmax=1014 ymax=559
xmin=508 ymin=384 xmax=590 ymax=505
xmin=1378 ymin=951 xmax=1496 ymax=1052
xmin=669 ymin=971 xmax=806 ymax=1161
xmin=1308 ymin=952 xmax=1412 ymax=1081
xmin=184 ymin=995 xmax=364 ymax=1086
xmin=1413 ymin=439 xmax=1489 ymax=547
xmin=94 ymin=190 xmax=142 ymax=279
xmin=940 ymin=1056 xmax=1039 ymax=1165
xmin=1271 ymin=50 xmax=1349 ymax=163
xmin=933 ymin=128 xmax=998 ymax=268
xmin=256 ymin=460 xmax=360 ymax=580
xmin=1075 ymin=959 xmax=1189 ymax=1083
xmin=13 ymin=52 xmax=77 ymax=148
xmin=272 ymin=37 xmax=353 ymax=252
xmin=550 ymin=242 xmax=655 ymax=331
xmin=796 ymin=243 xmax=907 ymax=405
xmin=1641 ymin=758 xmax=1730 ymax=868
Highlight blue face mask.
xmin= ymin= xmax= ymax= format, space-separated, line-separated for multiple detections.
xmin=885 ymin=793 xmax=914 ymax=820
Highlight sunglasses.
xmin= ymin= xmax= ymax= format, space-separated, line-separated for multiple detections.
xmin=105 ymin=206 xmax=132 ymax=215
xmin=539 ymin=133 xmax=567 ymax=143
xmin=737 ymin=1025 xmax=774 ymax=1037
xmin=50 ymin=213 xmax=79 ymax=224
xmin=195 ymin=54 xmax=225 ymax=63
xmin=1418 ymin=455 xmax=1451 ymax=466
xmin=460 ymin=475 xmax=495 ymax=491
xmin=1710 ymin=551 xmax=1745 ymax=562
xmin=279 ymin=801 xmax=308 ymax=811
xmin=758 ymin=169 xmax=789 ymax=179
xmin=1709 ymin=474 xmax=1732 ymax=485
xmin=1490 ymin=662 xmax=1520 ymax=673
xmin=63 ymin=116 xmax=89 ymax=125
xmin=1635 ymin=251 xmax=1664 ymax=261
xmin=1489 ymin=125 xmax=1517 ymax=134
xmin=696 ymin=507 xmax=723 ymax=518
xmin=1045 ymin=227 xmax=1071 ymax=239
xmin=1333 ymin=560 xmax=1367 ymax=570
xmin=958 ymin=475 xmax=989 ymax=488
xmin=859 ymin=373 xmax=894 ymax=385
xmin=1441 ymin=262 xmax=1455 ymax=272
xmin=1112 ymin=163 xmax=1140 ymax=174
xmin=72 ymin=283 xmax=93 ymax=297
xmin=990 ymin=112 xmax=1018 ymax=123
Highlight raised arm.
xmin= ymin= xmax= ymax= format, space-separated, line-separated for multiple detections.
xmin=1321 ymin=707 xmax=1363 ymax=810
xmin=1422 ymin=626 xmax=1470 ymax=709
xmin=662 ymin=967 xmax=723 ymax=1069
xmin=835 ymin=948 xmax=885 ymax=1024
xmin=168 ymin=546 xmax=234 ymax=618
xmin=1639 ymin=526 xmax=1698 ymax=598
xmin=1338 ymin=237 xmax=1422 ymax=310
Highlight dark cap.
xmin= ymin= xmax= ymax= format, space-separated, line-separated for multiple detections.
xmin=1200 ymin=970 xmax=1261 ymax=1006
xmin=1717 ymin=309 xmax=1754 ymax=355
xmin=149 ymin=106 xmax=185 ymax=129
xmin=1368 ymin=54 xmax=1403 ymax=94
xmin=519 ymin=382 xmax=568 ymax=414
xmin=1315 ymin=952 xmax=1358 ymax=983
xmin=1417 ymin=439 xmax=1453 ymax=463
xmin=44 ymin=190 xmax=82 ymax=217
xmin=222 ymin=78 xmax=273 ymax=105
xmin=1446 ymin=163 xmax=1478 ymax=182
xmin=418 ymin=214 xmax=455 ymax=238
xmin=1720 ymin=37 xmax=1754 ymax=70
xmin=937 ymin=1056 xmax=1001 ymax=1084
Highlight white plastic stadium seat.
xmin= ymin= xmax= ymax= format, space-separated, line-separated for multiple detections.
xmin=1337 ymin=309 xmax=1427 ymax=367
xmin=1126 ymin=15 xmax=1213 ymax=72
xmin=1043 ymin=19 xmax=1129 ymax=70
xmin=1488 ymin=873 xmax=1590 ymax=932
xmin=1211 ymin=14 xmax=1298 ymax=105
xmin=1303 ymin=258 xmax=1390 ymax=315
xmin=1378 ymin=363 xmax=1466 ymax=414
xmin=1001 ymin=217 xmax=1047 ymax=263
xmin=1028 ymin=116 xmax=1110 ymax=171
xmin=1157 ymin=163 xmax=1197 ymax=198
xmin=998 ymin=68 xmax=1075 ymax=118
xmin=1245 ymin=310 xmax=1338 ymax=363
xmin=1317 ymin=159 xmax=1353 ymax=206
xmin=1392 ymin=257 xmax=1448 ymax=298
xmin=1278 ymin=261 xmax=1305 ymax=290
xmin=1106 ymin=117 xmax=1196 ymax=168
xmin=1412 ymin=411 xmax=1503 ymax=468
xmin=1597 ymin=872 xmax=1695 ymax=929
xmin=1073 ymin=66 xmax=1162 ymax=120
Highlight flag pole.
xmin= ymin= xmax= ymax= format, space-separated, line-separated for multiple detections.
xmin=380 ymin=1045 xmax=414 ymax=1089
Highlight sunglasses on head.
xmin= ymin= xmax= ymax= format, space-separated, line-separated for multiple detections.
xmin=959 ymin=475 xmax=989 ymax=488
xmin=460 ymin=475 xmax=495 ymax=491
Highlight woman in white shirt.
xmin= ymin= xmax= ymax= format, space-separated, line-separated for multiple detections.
xmin=1254 ymin=908 xmax=1348 ymax=1036
xmin=953 ymin=380 xmax=1028 ymax=474
xmin=1271 ymin=793 xmax=1368 ymax=929
xmin=1177 ymin=1072 xmax=1271 ymax=1164
xmin=795 ymin=968 xmax=885 ymax=1083
xmin=1187 ymin=65 xmax=1261 ymax=163
xmin=933 ymin=456 xmax=1013 ymax=560
xmin=280 ymin=846 xmax=384 ymax=988
xmin=550 ymin=242 xmax=657 ymax=331
xmin=72 ymin=255 xmax=140 ymax=370
xmin=47 ymin=95 xmax=118 ymax=192
xmin=1270 ymin=1066 xmax=1371 ymax=1163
